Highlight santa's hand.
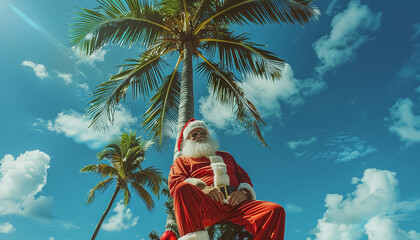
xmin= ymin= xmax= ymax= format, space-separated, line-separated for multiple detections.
xmin=202 ymin=186 xmax=225 ymax=203
xmin=228 ymin=190 xmax=248 ymax=206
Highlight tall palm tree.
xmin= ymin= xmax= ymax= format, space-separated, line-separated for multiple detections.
xmin=80 ymin=132 xmax=162 ymax=240
xmin=69 ymin=0 xmax=319 ymax=148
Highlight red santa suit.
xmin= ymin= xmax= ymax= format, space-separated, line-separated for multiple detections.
xmin=169 ymin=150 xmax=286 ymax=240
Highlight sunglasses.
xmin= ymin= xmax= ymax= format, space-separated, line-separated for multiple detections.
xmin=190 ymin=131 xmax=208 ymax=138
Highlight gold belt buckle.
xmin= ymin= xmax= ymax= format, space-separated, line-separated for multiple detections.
xmin=217 ymin=184 xmax=229 ymax=199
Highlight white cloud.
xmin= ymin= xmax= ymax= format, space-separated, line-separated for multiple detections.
xmin=199 ymin=64 xmax=325 ymax=131
xmin=398 ymin=45 xmax=420 ymax=79
xmin=21 ymin=60 xmax=49 ymax=79
xmin=388 ymin=98 xmax=420 ymax=144
xmin=49 ymin=237 xmax=54 ymax=240
xmin=325 ymin=0 xmax=341 ymax=16
xmin=102 ymin=200 xmax=139 ymax=232
xmin=242 ymin=65 xmax=325 ymax=112
xmin=59 ymin=220 xmax=80 ymax=230
xmin=161 ymin=122 xmax=178 ymax=139
xmin=313 ymin=0 xmax=382 ymax=75
xmin=72 ymin=47 xmax=108 ymax=65
xmin=56 ymin=71 xmax=89 ymax=91
xmin=287 ymin=136 xmax=317 ymax=156
xmin=314 ymin=133 xmax=376 ymax=163
xmin=288 ymin=137 xmax=317 ymax=151
xmin=310 ymin=168 xmax=420 ymax=240
xmin=335 ymin=144 xmax=377 ymax=163
xmin=198 ymin=95 xmax=238 ymax=133
xmin=285 ymin=204 xmax=303 ymax=213
xmin=0 ymin=222 xmax=15 ymax=234
xmin=0 ymin=150 xmax=53 ymax=219
xmin=76 ymin=82 xmax=89 ymax=91
xmin=365 ymin=216 xmax=420 ymax=240
xmin=47 ymin=107 xmax=137 ymax=149
xmin=57 ymin=72 xmax=73 ymax=85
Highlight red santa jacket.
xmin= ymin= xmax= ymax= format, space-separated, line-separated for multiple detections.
xmin=168 ymin=151 xmax=256 ymax=200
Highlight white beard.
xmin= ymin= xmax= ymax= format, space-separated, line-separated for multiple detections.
xmin=182 ymin=135 xmax=219 ymax=158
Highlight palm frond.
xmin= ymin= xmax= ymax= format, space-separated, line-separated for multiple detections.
xmin=129 ymin=167 xmax=163 ymax=196
xmin=129 ymin=182 xmax=155 ymax=211
xmin=124 ymin=146 xmax=146 ymax=172
xmin=139 ymin=139 xmax=155 ymax=152
xmin=122 ymin=185 xmax=132 ymax=205
xmin=148 ymin=230 xmax=161 ymax=240
xmin=87 ymin=48 xmax=173 ymax=130
xmin=80 ymin=164 xmax=120 ymax=178
xmin=194 ymin=0 xmax=320 ymax=34
xmin=69 ymin=0 xmax=173 ymax=56
xmin=142 ymin=54 xmax=183 ymax=146
xmin=190 ymin=0 xmax=218 ymax=25
xmin=196 ymin=52 xmax=268 ymax=147
xmin=157 ymin=0 xmax=183 ymax=16
xmin=201 ymin=31 xmax=286 ymax=79
xmin=157 ymin=0 xmax=199 ymax=19
xmin=120 ymin=132 xmax=141 ymax=156
xmin=97 ymin=144 xmax=122 ymax=161
xmin=86 ymin=178 xmax=116 ymax=204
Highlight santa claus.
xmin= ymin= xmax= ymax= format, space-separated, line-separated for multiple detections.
xmin=168 ymin=119 xmax=286 ymax=240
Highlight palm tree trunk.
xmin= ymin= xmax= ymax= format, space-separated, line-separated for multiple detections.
xmin=165 ymin=41 xmax=194 ymax=232
xmin=176 ymin=41 xmax=195 ymax=137
xmin=91 ymin=186 xmax=120 ymax=240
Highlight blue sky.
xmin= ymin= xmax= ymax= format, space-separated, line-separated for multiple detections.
xmin=1 ymin=0 xmax=420 ymax=239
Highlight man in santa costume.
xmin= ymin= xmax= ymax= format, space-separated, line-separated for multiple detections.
xmin=168 ymin=119 xmax=285 ymax=240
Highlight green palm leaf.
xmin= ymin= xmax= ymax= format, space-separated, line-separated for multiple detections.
xmin=201 ymin=31 xmax=285 ymax=79
xmin=142 ymin=54 xmax=183 ymax=146
xmin=88 ymin=49 xmax=172 ymax=129
xmin=129 ymin=182 xmax=155 ymax=210
xmin=157 ymin=0 xmax=183 ymax=16
xmin=120 ymin=132 xmax=137 ymax=154
xmin=196 ymin=53 xmax=267 ymax=147
xmin=190 ymin=0 xmax=218 ymax=25
xmin=80 ymin=164 xmax=120 ymax=178
xmin=124 ymin=147 xmax=146 ymax=173
xmin=194 ymin=0 xmax=320 ymax=34
xmin=86 ymin=178 xmax=116 ymax=204
xmin=98 ymin=144 xmax=122 ymax=160
xmin=69 ymin=0 xmax=172 ymax=56
xmin=128 ymin=167 xmax=162 ymax=195
xmin=122 ymin=186 xmax=132 ymax=205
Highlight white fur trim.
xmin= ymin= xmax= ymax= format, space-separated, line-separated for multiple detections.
xmin=209 ymin=156 xmax=229 ymax=186
xmin=211 ymin=163 xmax=227 ymax=174
xmin=238 ymin=182 xmax=256 ymax=200
xmin=184 ymin=178 xmax=206 ymax=187
xmin=183 ymin=120 xmax=208 ymax=140
xmin=211 ymin=163 xmax=230 ymax=186
xmin=179 ymin=230 xmax=210 ymax=240
xmin=209 ymin=155 xmax=224 ymax=163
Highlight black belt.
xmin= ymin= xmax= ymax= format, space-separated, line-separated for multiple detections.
xmin=217 ymin=185 xmax=236 ymax=199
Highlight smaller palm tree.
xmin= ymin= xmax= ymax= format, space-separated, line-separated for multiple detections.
xmin=81 ymin=132 xmax=162 ymax=240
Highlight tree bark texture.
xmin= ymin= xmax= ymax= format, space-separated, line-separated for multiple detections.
xmin=166 ymin=41 xmax=194 ymax=232
xmin=176 ymin=41 xmax=194 ymax=146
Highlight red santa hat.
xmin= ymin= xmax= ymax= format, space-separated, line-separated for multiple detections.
xmin=177 ymin=119 xmax=208 ymax=151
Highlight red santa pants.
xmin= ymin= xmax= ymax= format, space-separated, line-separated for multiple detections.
xmin=173 ymin=182 xmax=286 ymax=240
